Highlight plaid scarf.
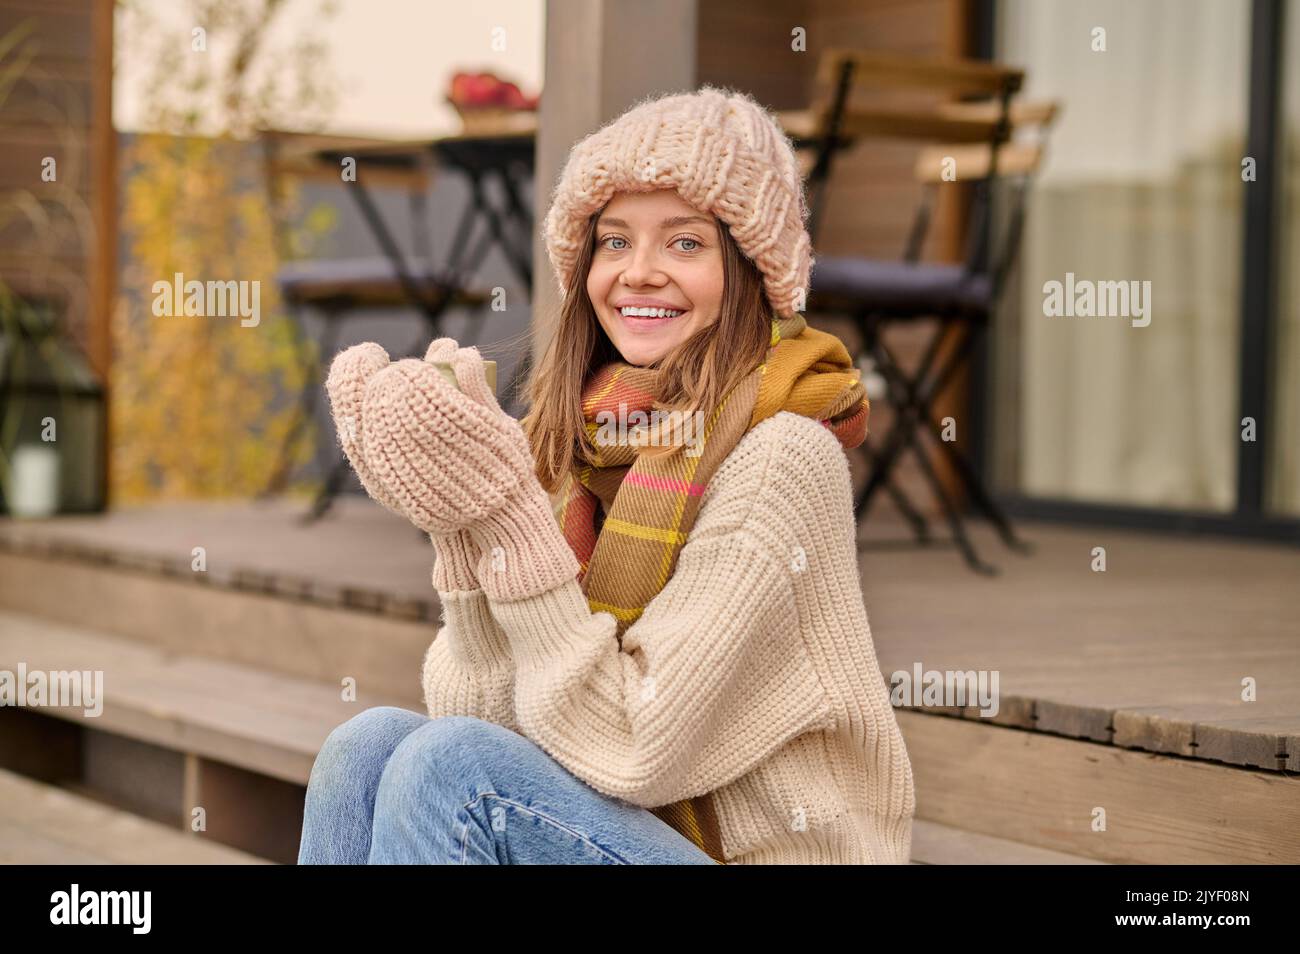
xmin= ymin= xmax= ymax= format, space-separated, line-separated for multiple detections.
xmin=550 ymin=312 xmax=868 ymax=863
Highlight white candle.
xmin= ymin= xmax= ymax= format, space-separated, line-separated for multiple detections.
xmin=10 ymin=443 xmax=60 ymax=518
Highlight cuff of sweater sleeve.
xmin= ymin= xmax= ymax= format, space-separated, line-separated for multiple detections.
xmin=486 ymin=578 xmax=617 ymax=672
xmin=469 ymin=484 xmax=581 ymax=601
xmin=430 ymin=530 xmax=479 ymax=593
xmin=437 ymin=589 xmax=515 ymax=671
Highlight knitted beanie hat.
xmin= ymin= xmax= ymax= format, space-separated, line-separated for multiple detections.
xmin=542 ymin=84 xmax=813 ymax=319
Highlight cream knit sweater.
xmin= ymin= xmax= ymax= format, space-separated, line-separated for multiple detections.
xmin=420 ymin=410 xmax=916 ymax=864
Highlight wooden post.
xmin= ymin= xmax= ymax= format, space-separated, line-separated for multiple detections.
xmin=928 ymin=0 xmax=979 ymax=507
xmin=529 ymin=0 xmax=699 ymax=376
xmin=90 ymin=0 xmax=116 ymax=509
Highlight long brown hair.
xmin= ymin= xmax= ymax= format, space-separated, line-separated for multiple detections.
xmin=522 ymin=199 xmax=773 ymax=495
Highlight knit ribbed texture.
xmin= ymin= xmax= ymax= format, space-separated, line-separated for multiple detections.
xmin=324 ymin=341 xmax=412 ymax=521
xmin=470 ymin=484 xmax=582 ymax=601
xmin=542 ymin=85 xmax=814 ymax=318
xmin=429 ymin=529 xmax=481 ymax=593
xmin=421 ymin=589 xmax=518 ymax=735
xmin=488 ymin=533 xmax=837 ymax=805
xmin=361 ymin=357 xmax=528 ymax=536
xmin=424 ymin=411 xmax=916 ymax=864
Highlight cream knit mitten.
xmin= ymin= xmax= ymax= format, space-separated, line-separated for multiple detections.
xmin=325 ymin=337 xmax=479 ymax=593
xmin=327 ymin=337 xmax=579 ymax=601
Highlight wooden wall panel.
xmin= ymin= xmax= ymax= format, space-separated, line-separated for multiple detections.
xmin=0 ymin=0 xmax=111 ymax=371
xmin=695 ymin=0 xmax=811 ymax=110
xmin=0 ymin=0 xmax=113 ymax=504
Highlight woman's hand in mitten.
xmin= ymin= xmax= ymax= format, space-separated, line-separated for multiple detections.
xmin=362 ymin=342 xmax=579 ymax=600
xmin=357 ymin=339 xmax=533 ymax=535
xmin=324 ymin=338 xmax=480 ymax=593
xmin=325 ymin=341 xmax=409 ymax=519
xmin=422 ymin=338 xmax=491 ymax=593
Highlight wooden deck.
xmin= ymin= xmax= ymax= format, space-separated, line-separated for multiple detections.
xmin=857 ymin=516 xmax=1300 ymax=772
xmin=0 ymin=494 xmax=1297 ymax=863
xmin=1 ymin=495 xmax=1295 ymax=773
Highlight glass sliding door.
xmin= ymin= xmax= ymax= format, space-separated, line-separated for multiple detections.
xmin=994 ymin=0 xmax=1251 ymax=512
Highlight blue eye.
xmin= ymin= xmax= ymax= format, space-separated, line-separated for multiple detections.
xmin=598 ymin=235 xmax=704 ymax=253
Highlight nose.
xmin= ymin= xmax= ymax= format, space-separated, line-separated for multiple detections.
xmin=619 ymin=242 xmax=667 ymax=288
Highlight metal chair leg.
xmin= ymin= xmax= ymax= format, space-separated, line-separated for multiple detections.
xmin=886 ymin=473 xmax=933 ymax=543
xmin=882 ymin=320 xmax=1032 ymax=557
xmin=914 ymin=326 xmax=1032 ymax=555
xmin=854 ymin=321 xmax=941 ymax=521
xmin=853 ymin=406 xmax=914 ymax=521
xmin=858 ymin=318 xmax=1013 ymax=573
xmin=858 ymin=435 xmax=932 ymax=542
xmin=259 ymin=305 xmax=342 ymax=499
xmin=905 ymin=423 xmax=999 ymax=575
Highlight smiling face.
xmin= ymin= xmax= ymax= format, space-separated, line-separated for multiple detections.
xmin=586 ymin=189 xmax=725 ymax=367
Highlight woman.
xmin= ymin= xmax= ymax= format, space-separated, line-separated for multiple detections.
xmin=298 ymin=85 xmax=915 ymax=865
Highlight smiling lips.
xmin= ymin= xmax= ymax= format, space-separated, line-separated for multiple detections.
xmin=614 ymin=304 xmax=689 ymax=332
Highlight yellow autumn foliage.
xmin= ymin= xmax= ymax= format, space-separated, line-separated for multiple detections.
xmin=110 ymin=0 xmax=340 ymax=503
xmin=111 ymin=133 xmax=330 ymax=502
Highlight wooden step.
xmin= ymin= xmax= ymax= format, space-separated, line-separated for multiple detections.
xmin=0 ymin=609 xmax=420 ymax=862
xmin=0 ymin=768 xmax=269 ymax=864
xmin=0 ymin=608 xmax=412 ymax=785
xmin=910 ymin=819 xmax=1106 ymax=864
xmin=898 ymin=708 xmax=1300 ymax=864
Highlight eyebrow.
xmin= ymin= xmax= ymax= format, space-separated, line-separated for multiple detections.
xmin=596 ymin=214 xmax=715 ymax=230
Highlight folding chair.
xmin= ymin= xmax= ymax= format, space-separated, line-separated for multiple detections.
xmin=798 ymin=49 xmax=1060 ymax=574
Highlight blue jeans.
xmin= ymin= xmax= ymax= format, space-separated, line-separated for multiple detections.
xmin=297 ymin=706 xmax=719 ymax=864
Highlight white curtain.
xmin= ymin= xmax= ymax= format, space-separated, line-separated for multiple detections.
xmin=998 ymin=0 xmax=1252 ymax=511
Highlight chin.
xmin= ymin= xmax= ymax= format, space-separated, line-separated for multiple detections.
xmin=620 ymin=346 xmax=668 ymax=367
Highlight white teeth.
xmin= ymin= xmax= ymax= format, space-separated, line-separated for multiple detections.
xmin=619 ymin=306 xmax=683 ymax=318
